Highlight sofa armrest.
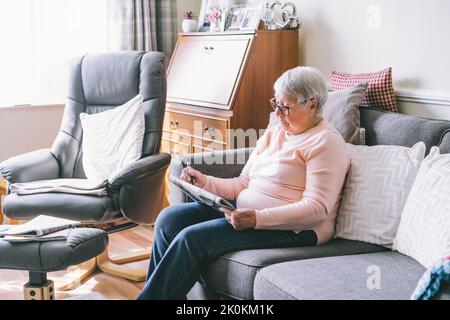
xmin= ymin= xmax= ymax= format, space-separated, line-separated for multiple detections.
xmin=108 ymin=153 xmax=171 ymax=192
xmin=169 ymin=148 xmax=254 ymax=205
xmin=0 ymin=149 xmax=60 ymax=184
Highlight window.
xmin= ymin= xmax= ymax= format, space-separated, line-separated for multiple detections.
xmin=0 ymin=0 xmax=109 ymax=107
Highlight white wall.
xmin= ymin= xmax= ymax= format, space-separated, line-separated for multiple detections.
xmin=0 ymin=105 xmax=64 ymax=162
xmin=293 ymin=0 xmax=450 ymax=119
xmin=178 ymin=0 xmax=450 ymax=119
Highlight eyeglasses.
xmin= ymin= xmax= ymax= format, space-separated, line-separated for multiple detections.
xmin=269 ymin=97 xmax=315 ymax=116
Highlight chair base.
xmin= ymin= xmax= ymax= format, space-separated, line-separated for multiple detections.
xmin=108 ymin=247 xmax=150 ymax=264
xmin=57 ymin=246 xmax=151 ymax=291
xmin=24 ymin=272 xmax=55 ymax=300
xmin=57 ymin=258 xmax=97 ymax=291
xmin=96 ymin=248 xmax=149 ymax=282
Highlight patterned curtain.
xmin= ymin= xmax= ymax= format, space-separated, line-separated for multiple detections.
xmin=108 ymin=0 xmax=177 ymax=56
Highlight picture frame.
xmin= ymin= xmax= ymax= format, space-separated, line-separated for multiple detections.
xmin=240 ymin=4 xmax=263 ymax=30
xmin=224 ymin=4 xmax=248 ymax=31
xmin=197 ymin=0 xmax=230 ymax=32
xmin=224 ymin=3 xmax=263 ymax=32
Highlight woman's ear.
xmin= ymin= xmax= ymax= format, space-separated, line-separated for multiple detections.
xmin=309 ymin=98 xmax=318 ymax=114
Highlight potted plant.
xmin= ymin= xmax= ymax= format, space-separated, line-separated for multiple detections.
xmin=182 ymin=11 xmax=198 ymax=33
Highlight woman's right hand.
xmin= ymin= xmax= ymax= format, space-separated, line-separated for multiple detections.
xmin=180 ymin=167 xmax=206 ymax=188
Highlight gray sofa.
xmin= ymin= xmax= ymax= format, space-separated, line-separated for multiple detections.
xmin=170 ymin=106 xmax=450 ymax=300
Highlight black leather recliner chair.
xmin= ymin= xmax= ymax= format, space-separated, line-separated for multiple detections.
xmin=0 ymin=51 xmax=171 ymax=287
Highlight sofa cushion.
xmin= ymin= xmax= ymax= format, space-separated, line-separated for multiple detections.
xmin=331 ymin=67 xmax=398 ymax=112
xmin=322 ymin=83 xmax=368 ymax=144
xmin=254 ymin=251 xmax=425 ymax=300
xmin=360 ymin=107 xmax=450 ymax=155
xmin=335 ymin=142 xmax=425 ymax=247
xmin=438 ymin=129 xmax=450 ymax=154
xmin=199 ymin=238 xmax=387 ymax=300
xmin=393 ymin=147 xmax=450 ymax=268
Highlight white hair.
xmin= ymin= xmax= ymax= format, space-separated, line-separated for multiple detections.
xmin=273 ymin=66 xmax=328 ymax=115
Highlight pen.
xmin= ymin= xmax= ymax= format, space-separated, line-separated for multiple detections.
xmin=184 ymin=158 xmax=196 ymax=185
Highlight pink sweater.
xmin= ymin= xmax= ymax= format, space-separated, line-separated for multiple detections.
xmin=203 ymin=119 xmax=350 ymax=245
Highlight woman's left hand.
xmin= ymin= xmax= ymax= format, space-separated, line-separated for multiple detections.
xmin=220 ymin=208 xmax=257 ymax=231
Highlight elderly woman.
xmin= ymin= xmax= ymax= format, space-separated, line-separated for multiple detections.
xmin=137 ymin=67 xmax=350 ymax=300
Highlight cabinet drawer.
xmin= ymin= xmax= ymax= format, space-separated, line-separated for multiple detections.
xmin=167 ymin=36 xmax=251 ymax=107
xmin=161 ymin=135 xmax=191 ymax=156
xmin=192 ymin=139 xmax=226 ymax=154
xmin=163 ymin=111 xmax=229 ymax=144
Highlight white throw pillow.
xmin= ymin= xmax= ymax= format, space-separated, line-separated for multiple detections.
xmin=80 ymin=94 xmax=145 ymax=180
xmin=335 ymin=142 xmax=426 ymax=247
xmin=393 ymin=147 xmax=450 ymax=268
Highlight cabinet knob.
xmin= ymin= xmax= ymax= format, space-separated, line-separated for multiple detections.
xmin=204 ymin=46 xmax=214 ymax=55
xmin=203 ymin=126 xmax=216 ymax=137
xmin=170 ymin=120 xmax=179 ymax=129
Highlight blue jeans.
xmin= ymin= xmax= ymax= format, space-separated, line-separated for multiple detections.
xmin=136 ymin=202 xmax=317 ymax=300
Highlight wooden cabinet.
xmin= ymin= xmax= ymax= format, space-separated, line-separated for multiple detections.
xmin=162 ymin=29 xmax=299 ymax=156
xmin=167 ymin=36 xmax=251 ymax=107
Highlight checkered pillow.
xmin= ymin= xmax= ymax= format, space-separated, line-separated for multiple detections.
xmin=331 ymin=67 xmax=398 ymax=112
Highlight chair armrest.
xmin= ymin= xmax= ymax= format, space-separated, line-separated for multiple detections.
xmin=111 ymin=153 xmax=171 ymax=225
xmin=0 ymin=149 xmax=60 ymax=184
xmin=108 ymin=153 xmax=171 ymax=192
xmin=169 ymin=148 xmax=254 ymax=205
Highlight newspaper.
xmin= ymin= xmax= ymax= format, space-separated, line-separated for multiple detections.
xmin=0 ymin=215 xmax=81 ymax=242
xmin=2 ymin=229 xmax=74 ymax=242
xmin=10 ymin=178 xmax=108 ymax=196
xmin=169 ymin=175 xmax=235 ymax=211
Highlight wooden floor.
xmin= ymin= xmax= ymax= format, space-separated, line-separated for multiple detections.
xmin=0 ymin=225 xmax=154 ymax=300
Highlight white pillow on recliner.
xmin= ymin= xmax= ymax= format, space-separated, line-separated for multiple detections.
xmin=80 ymin=94 xmax=145 ymax=180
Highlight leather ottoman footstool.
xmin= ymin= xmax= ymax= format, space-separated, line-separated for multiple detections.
xmin=0 ymin=227 xmax=108 ymax=300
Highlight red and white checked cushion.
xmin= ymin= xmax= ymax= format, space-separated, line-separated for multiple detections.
xmin=331 ymin=67 xmax=398 ymax=112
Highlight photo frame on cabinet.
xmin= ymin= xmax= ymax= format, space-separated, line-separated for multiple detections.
xmin=224 ymin=4 xmax=247 ymax=31
xmin=198 ymin=0 xmax=230 ymax=32
xmin=240 ymin=4 xmax=263 ymax=30
xmin=224 ymin=3 xmax=263 ymax=32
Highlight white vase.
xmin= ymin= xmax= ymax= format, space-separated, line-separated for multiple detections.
xmin=209 ymin=20 xmax=221 ymax=32
xmin=182 ymin=19 xmax=198 ymax=33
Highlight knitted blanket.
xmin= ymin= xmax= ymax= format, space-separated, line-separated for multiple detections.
xmin=411 ymin=256 xmax=450 ymax=300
